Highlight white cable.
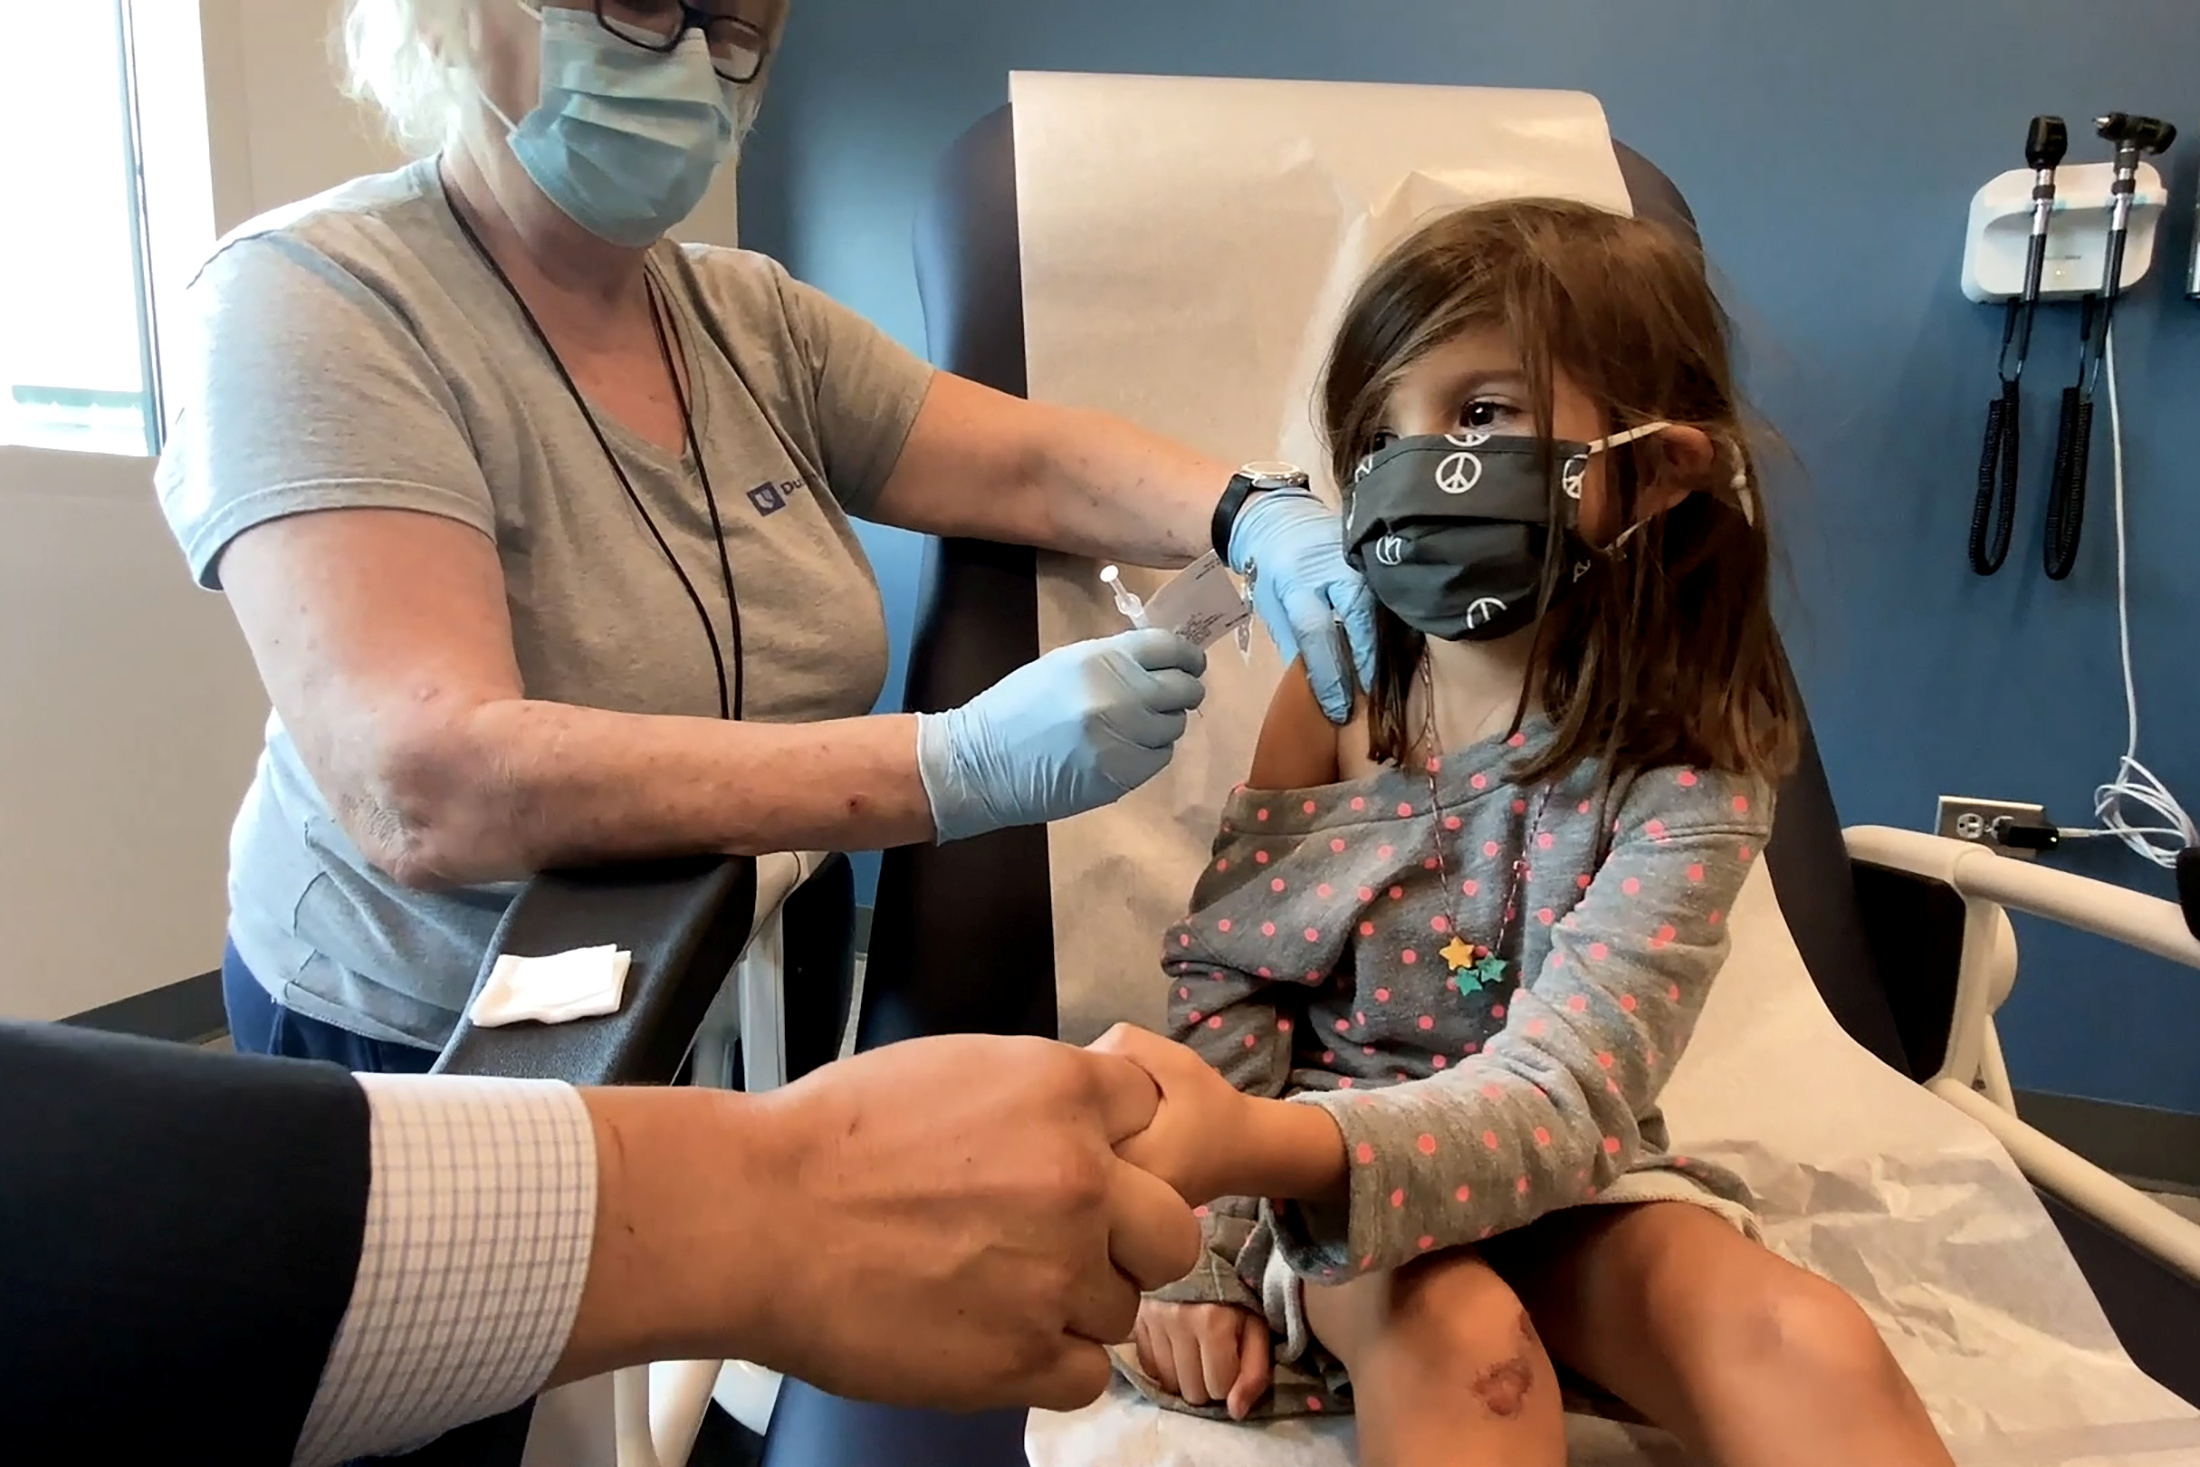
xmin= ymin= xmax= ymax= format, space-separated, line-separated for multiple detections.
xmin=2056 ymin=325 xmax=2197 ymax=868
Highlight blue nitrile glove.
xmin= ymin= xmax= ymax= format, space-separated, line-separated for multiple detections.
xmin=914 ymin=627 xmax=1209 ymax=843
xmin=1227 ymin=491 xmax=1380 ymax=723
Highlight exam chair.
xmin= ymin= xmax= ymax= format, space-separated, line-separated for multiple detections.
xmin=864 ymin=104 xmax=2200 ymax=1410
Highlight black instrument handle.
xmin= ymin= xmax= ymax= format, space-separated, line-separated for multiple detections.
xmin=1971 ymin=380 xmax=2021 ymax=576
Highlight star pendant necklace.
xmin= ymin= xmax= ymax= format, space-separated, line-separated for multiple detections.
xmin=1416 ymin=655 xmax=1551 ymax=996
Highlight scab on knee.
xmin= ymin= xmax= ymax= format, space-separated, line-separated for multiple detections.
xmin=1458 ymin=1309 xmax=1537 ymax=1419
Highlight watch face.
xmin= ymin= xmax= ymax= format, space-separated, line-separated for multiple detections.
xmin=1240 ymin=460 xmax=1309 ymax=487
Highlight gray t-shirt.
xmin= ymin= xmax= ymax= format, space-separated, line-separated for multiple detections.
xmin=155 ymin=160 xmax=934 ymax=1050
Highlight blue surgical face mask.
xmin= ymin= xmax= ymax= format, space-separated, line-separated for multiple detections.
xmin=492 ymin=4 xmax=752 ymax=248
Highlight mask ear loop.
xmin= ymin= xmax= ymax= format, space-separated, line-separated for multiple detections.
xmin=1589 ymin=421 xmax=1761 ymax=531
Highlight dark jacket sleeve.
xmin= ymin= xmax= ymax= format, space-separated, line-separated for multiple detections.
xmin=0 ymin=1021 xmax=371 ymax=1464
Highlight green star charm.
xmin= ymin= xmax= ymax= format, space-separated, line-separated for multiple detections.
xmin=1469 ymin=954 xmax=1510 ymax=993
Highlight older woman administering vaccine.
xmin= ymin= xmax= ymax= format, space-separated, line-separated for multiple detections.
xmin=157 ymin=0 xmax=1374 ymax=1069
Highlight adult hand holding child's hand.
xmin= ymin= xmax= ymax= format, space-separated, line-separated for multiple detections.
xmin=1089 ymin=1023 xmax=1259 ymax=1207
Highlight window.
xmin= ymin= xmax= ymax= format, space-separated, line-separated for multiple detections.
xmin=0 ymin=1 xmax=211 ymax=460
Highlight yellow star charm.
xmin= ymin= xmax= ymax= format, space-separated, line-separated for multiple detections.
xmin=1440 ymin=935 xmax=1479 ymax=973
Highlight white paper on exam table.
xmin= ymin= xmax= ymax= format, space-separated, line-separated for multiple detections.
xmin=1026 ymin=866 xmax=2200 ymax=1467
xmin=1012 ymin=71 xmax=1633 ymax=1047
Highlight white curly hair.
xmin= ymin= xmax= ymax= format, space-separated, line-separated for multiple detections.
xmin=341 ymin=0 xmax=484 ymax=157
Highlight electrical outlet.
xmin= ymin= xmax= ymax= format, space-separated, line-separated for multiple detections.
xmin=1936 ymin=796 xmax=2050 ymax=859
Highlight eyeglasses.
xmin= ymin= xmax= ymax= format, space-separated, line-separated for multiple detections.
xmin=562 ymin=1 xmax=775 ymax=84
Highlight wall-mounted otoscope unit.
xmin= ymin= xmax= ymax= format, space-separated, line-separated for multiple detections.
xmin=1962 ymin=112 xmax=2176 ymax=581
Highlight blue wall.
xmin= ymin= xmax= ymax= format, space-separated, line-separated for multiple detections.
xmin=741 ymin=0 xmax=2200 ymax=1113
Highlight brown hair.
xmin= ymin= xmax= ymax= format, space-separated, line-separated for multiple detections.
xmin=1321 ymin=198 xmax=1798 ymax=785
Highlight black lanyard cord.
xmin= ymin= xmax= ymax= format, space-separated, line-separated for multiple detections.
xmin=440 ymin=174 xmax=745 ymax=719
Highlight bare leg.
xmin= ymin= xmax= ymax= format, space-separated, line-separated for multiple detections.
xmin=1490 ymin=1202 xmax=1955 ymax=1467
xmin=1304 ymin=1250 xmax=1566 ymax=1467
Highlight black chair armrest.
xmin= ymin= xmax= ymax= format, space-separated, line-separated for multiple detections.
xmin=433 ymin=856 xmax=760 ymax=1086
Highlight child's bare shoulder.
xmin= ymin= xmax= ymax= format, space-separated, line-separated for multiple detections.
xmin=1247 ymin=658 xmax=1347 ymax=789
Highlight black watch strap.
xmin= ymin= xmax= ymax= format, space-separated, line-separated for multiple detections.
xmin=1211 ymin=464 xmax=1313 ymax=563
xmin=1211 ymin=473 xmax=1263 ymax=562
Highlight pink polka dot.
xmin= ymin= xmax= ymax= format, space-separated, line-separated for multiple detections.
xmin=1483 ymin=840 xmax=1501 ymax=857
xmin=1255 ymin=851 xmax=1270 ymax=865
xmin=1567 ymin=994 xmax=1588 ymax=1013
xmin=1668 ymin=983 xmax=1682 ymax=1001
xmin=1304 ymin=927 xmax=1320 ymax=942
xmin=1356 ymin=1012 xmax=1367 ymax=1027
xmin=1307 ymin=1396 xmax=1325 ymax=1412
xmin=1589 ymin=942 xmax=1610 ymax=961
xmin=1423 ymin=856 xmax=1440 ymax=871
xmin=1654 ymin=923 xmax=1676 ymax=946
xmin=1271 ymin=878 xmax=1287 ymax=894
xmin=1355 ymin=1141 xmax=1375 ymax=1164
xmin=1517 ymin=1176 xmax=1531 ymax=1194
xmin=1359 ymin=886 xmax=1375 ymax=902
xmin=1470 ymin=772 xmax=1489 ymax=792
xmin=1619 ymin=993 xmax=1637 ymax=1012
xmin=1303 ymin=799 xmax=1319 ymax=815
xmin=1455 ymin=1184 xmax=1473 ymax=1202
xmin=1596 ymin=1051 xmax=1615 ymax=1069
xmin=1364 ymin=1046 xmax=1375 ymax=1056
xmin=1261 ymin=922 xmax=1276 ymax=937
xmin=1578 ymin=800 xmax=1593 ymax=814
xmin=1397 ymin=802 xmax=1414 ymax=818
xmin=1481 ymin=1128 xmax=1501 ymax=1149
xmin=1321 ymin=1049 xmax=1335 ymax=1064
xmin=1550 ymin=952 xmax=1566 ymax=967
xmin=1537 ymin=831 xmax=1555 ymax=850
xmin=1464 ymin=1041 xmax=1480 ymax=1054
xmin=1687 ymin=863 xmax=1705 ymax=884
xmin=1418 ymin=1234 xmax=1436 ymax=1251
xmin=1401 ymin=950 xmax=1418 ymax=965
xmin=1533 ymin=1126 xmax=1552 ymax=1146
xmin=1188 ymin=1011 xmax=1202 ymax=1024
xmin=1577 ymin=873 xmax=1592 ymax=890
xmin=1444 ymin=815 xmax=1463 ymax=831
xmin=1374 ymin=987 xmax=1391 ymax=1002
xmin=1603 ymin=1135 xmax=1622 ymax=1155
xmin=1607 ymin=1077 xmax=1621 ymax=1094
xmin=1258 ymin=967 xmax=1272 ymax=978
xmin=1645 ymin=819 xmax=1667 ymax=839
xmin=1177 ymin=933 xmax=1191 ymax=948
xmin=1334 ymin=1019 xmax=1349 ymax=1033
xmin=1733 ymin=794 xmax=1751 ymax=814
xmin=1416 ymin=1132 xmax=1437 ymax=1156
xmin=1243 ymin=1033 xmax=1257 ymax=1048
xmin=1376 ymin=844 xmax=1394 ymax=860
xmin=1177 ymin=986 xmax=1190 ymax=1000
xmin=1709 ymin=909 xmax=1725 ymax=925
xmin=1537 ymin=907 xmax=1556 ymax=926
xmin=1513 ymin=797 xmax=1529 ymax=815
xmin=1389 ymin=886 xmax=1405 ymax=901
xmin=1216 ymin=858 xmax=1229 ymax=872
xmin=1622 ymin=877 xmax=1642 ymax=896
xmin=1317 ymin=882 xmax=1334 ymax=898
xmin=1740 ymin=843 xmax=1755 ymax=862
xmin=1351 ymin=797 xmax=1366 ymax=811
xmin=1217 ymin=919 xmax=1232 ymax=933
xmin=1330 ymin=837 xmax=1346 ymax=854
xmin=1194 ymin=1204 xmax=1210 ymax=1218
xmin=1417 ymin=1015 xmax=1435 ymax=1031
xmin=1462 ymin=879 xmax=1480 ymax=896
xmin=1257 ymin=808 xmax=1270 ymax=822
xmin=1339 ymin=1077 xmax=1354 ymax=1088
xmin=1390 ymin=1188 xmax=1406 ymax=1208
xmin=1430 ymin=915 xmax=1450 ymax=934
xmin=1527 ymin=1018 xmax=1546 ymax=1036
xmin=1277 ymin=1017 xmax=1293 ymax=1032
xmin=1359 ymin=922 xmax=1376 ymax=937
xmin=1432 ymin=1054 xmax=1448 ymax=1069
xmin=1509 ymin=732 xmax=1527 ymax=748
xmin=1490 ymin=1005 xmax=1506 ymax=1020
xmin=1678 ymin=770 xmax=1699 ymax=788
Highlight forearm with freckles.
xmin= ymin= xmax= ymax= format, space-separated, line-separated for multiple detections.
xmin=871 ymin=376 xmax=1233 ymax=570
xmin=355 ymin=700 xmax=935 ymax=889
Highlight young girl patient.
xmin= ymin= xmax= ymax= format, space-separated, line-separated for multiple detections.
xmin=1102 ymin=200 xmax=1954 ymax=1466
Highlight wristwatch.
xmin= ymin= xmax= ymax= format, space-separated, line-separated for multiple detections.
xmin=1211 ymin=461 xmax=1313 ymax=562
